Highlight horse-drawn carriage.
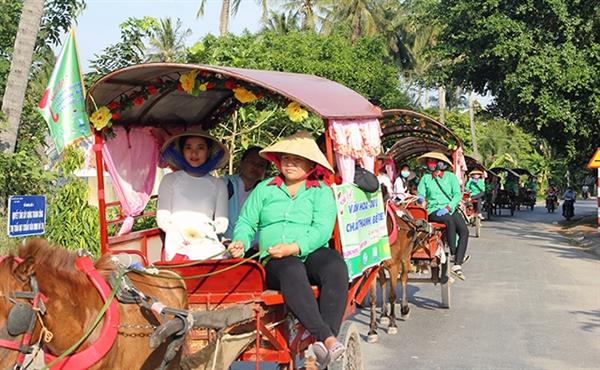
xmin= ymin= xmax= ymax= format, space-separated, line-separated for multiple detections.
xmin=0 ymin=64 xmax=393 ymax=370
xmin=512 ymin=168 xmax=536 ymax=211
xmin=489 ymin=167 xmax=519 ymax=216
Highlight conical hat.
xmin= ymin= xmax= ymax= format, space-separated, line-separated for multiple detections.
xmin=161 ymin=130 xmax=229 ymax=170
xmin=260 ymin=131 xmax=334 ymax=173
xmin=417 ymin=151 xmax=453 ymax=167
xmin=469 ymin=169 xmax=484 ymax=176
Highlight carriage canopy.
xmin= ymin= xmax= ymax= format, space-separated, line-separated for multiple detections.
xmin=380 ymin=109 xmax=463 ymax=165
xmin=86 ymin=63 xmax=382 ymax=130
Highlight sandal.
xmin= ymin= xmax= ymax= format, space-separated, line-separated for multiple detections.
xmin=312 ymin=341 xmax=330 ymax=370
xmin=328 ymin=341 xmax=345 ymax=363
xmin=451 ymin=265 xmax=466 ymax=281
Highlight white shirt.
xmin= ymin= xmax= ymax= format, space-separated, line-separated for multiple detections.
xmin=377 ymin=174 xmax=393 ymax=196
xmin=157 ymin=171 xmax=228 ymax=260
xmin=393 ymin=177 xmax=410 ymax=201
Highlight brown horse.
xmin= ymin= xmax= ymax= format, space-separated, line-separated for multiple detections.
xmin=0 ymin=239 xmax=188 ymax=369
xmin=367 ymin=200 xmax=430 ymax=342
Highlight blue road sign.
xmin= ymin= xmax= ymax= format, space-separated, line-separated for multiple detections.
xmin=7 ymin=195 xmax=46 ymax=237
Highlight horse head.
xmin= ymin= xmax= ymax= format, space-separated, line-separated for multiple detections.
xmin=0 ymin=252 xmax=39 ymax=369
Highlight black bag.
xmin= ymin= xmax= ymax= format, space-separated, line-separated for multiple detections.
xmin=353 ymin=165 xmax=379 ymax=193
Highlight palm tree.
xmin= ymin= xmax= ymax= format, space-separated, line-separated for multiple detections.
xmin=197 ymin=0 xmax=269 ymax=36
xmin=0 ymin=0 xmax=45 ymax=153
xmin=263 ymin=11 xmax=301 ymax=34
xmin=278 ymin=0 xmax=329 ymax=31
xmin=147 ymin=17 xmax=192 ymax=63
xmin=320 ymin=0 xmax=384 ymax=41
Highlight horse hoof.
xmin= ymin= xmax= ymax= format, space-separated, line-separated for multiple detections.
xmin=401 ymin=312 xmax=410 ymax=320
xmin=387 ymin=326 xmax=398 ymax=335
xmin=401 ymin=306 xmax=410 ymax=319
xmin=367 ymin=334 xmax=379 ymax=343
xmin=379 ymin=316 xmax=390 ymax=325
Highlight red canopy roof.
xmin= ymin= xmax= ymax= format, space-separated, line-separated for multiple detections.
xmin=86 ymin=63 xmax=381 ymax=128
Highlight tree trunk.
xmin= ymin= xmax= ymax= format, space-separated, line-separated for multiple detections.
xmin=0 ymin=0 xmax=45 ymax=153
xmin=469 ymin=91 xmax=478 ymax=156
xmin=438 ymin=85 xmax=446 ymax=124
xmin=219 ymin=0 xmax=230 ymax=36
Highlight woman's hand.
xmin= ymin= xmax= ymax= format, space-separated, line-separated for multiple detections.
xmin=268 ymin=243 xmax=300 ymax=259
xmin=227 ymin=241 xmax=245 ymax=258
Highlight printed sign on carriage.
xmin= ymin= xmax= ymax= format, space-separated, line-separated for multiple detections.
xmin=7 ymin=195 xmax=46 ymax=237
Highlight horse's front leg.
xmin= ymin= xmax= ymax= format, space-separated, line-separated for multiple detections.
xmin=400 ymin=257 xmax=411 ymax=319
xmin=367 ymin=279 xmax=379 ymax=343
xmin=387 ymin=264 xmax=399 ymax=335
xmin=378 ymin=269 xmax=390 ymax=325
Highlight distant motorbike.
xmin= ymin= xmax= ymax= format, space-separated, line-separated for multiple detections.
xmin=581 ymin=186 xmax=589 ymax=200
xmin=563 ymin=199 xmax=575 ymax=220
xmin=546 ymin=192 xmax=558 ymax=213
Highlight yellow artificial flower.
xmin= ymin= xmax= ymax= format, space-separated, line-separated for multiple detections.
xmin=198 ymin=82 xmax=208 ymax=92
xmin=286 ymin=102 xmax=308 ymax=122
xmin=89 ymin=106 xmax=112 ymax=130
xmin=179 ymin=70 xmax=199 ymax=94
xmin=233 ymin=87 xmax=258 ymax=103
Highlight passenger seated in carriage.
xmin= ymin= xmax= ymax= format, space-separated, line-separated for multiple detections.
xmin=157 ymin=131 xmax=229 ymax=261
xmin=465 ymin=169 xmax=485 ymax=218
xmin=393 ymin=164 xmax=415 ymax=202
xmin=222 ymin=146 xmax=269 ymax=240
xmin=228 ymin=131 xmax=348 ymax=368
xmin=416 ymin=152 xmax=470 ymax=281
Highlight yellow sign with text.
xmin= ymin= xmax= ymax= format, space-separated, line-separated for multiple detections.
xmin=588 ymin=148 xmax=600 ymax=169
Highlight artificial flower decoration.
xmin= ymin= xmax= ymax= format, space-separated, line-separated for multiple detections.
xmin=133 ymin=95 xmax=145 ymax=106
xmin=233 ymin=87 xmax=258 ymax=103
xmin=199 ymin=82 xmax=209 ymax=92
xmin=286 ymin=101 xmax=308 ymax=122
xmin=107 ymin=101 xmax=120 ymax=110
xmin=180 ymin=69 xmax=199 ymax=94
xmin=146 ymin=85 xmax=158 ymax=95
xmin=90 ymin=106 xmax=112 ymax=130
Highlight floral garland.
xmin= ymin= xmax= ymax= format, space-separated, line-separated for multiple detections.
xmin=89 ymin=69 xmax=310 ymax=131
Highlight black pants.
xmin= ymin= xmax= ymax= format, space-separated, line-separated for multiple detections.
xmin=265 ymin=247 xmax=349 ymax=341
xmin=428 ymin=210 xmax=469 ymax=265
xmin=471 ymin=192 xmax=484 ymax=213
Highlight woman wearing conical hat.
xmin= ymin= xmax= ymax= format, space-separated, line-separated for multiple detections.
xmin=157 ymin=130 xmax=230 ymax=261
xmin=466 ymin=169 xmax=486 ymax=218
xmin=416 ymin=151 xmax=469 ymax=280
xmin=228 ymin=131 xmax=348 ymax=368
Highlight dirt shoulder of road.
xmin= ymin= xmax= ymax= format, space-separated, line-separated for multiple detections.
xmin=556 ymin=214 xmax=600 ymax=258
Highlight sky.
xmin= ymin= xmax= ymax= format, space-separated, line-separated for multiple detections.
xmin=74 ymin=0 xmax=264 ymax=71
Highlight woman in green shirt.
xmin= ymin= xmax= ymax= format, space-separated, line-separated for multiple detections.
xmin=465 ymin=169 xmax=485 ymax=217
xmin=228 ymin=131 xmax=348 ymax=368
xmin=416 ymin=152 xmax=469 ymax=280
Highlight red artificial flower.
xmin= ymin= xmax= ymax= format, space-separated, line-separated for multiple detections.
xmin=107 ymin=101 xmax=120 ymax=110
xmin=111 ymin=112 xmax=121 ymax=120
xmin=177 ymin=83 xmax=184 ymax=91
xmin=224 ymin=80 xmax=237 ymax=90
xmin=199 ymin=70 xmax=210 ymax=77
xmin=133 ymin=95 xmax=144 ymax=106
xmin=155 ymin=77 xmax=163 ymax=84
xmin=256 ymin=92 xmax=264 ymax=99
xmin=147 ymin=85 xmax=158 ymax=95
xmin=206 ymin=82 xmax=215 ymax=90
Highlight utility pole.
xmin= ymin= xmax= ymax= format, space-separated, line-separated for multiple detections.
xmin=438 ymin=86 xmax=446 ymax=124
xmin=469 ymin=92 xmax=479 ymax=156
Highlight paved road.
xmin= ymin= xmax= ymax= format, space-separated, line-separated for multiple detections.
xmin=354 ymin=199 xmax=600 ymax=370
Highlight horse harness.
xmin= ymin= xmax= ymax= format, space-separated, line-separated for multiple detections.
xmin=0 ymin=253 xmax=120 ymax=370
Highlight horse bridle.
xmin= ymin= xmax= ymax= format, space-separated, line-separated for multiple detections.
xmin=0 ymin=256 xmax=50 ymax=370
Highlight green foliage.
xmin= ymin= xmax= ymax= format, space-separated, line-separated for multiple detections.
xmin=45 ymin=147 xmax=100 ymax=254
xmin=188 ymin=30 xmax=411 ymax=108
xmin=433 ymin=0 xmax=600 ymax=165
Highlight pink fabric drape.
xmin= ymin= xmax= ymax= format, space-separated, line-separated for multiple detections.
xmin=102 ymin=127 xmax=159 ymax=236
xmin=453 ymin=146 xmax=468 ymax=190
xmin=329 ymin=119 xmax=382 ymax=183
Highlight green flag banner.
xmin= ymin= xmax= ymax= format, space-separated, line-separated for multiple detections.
xmin=37 ymin=29 xmax=90 ymax=152
xmin=332 ymin=183 xmax=391 ymax=280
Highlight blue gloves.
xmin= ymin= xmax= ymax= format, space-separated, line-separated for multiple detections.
xmin=435 ymin=207 xmax=450 ymax=217
xmin=416 ymin=196 xmax=425 ymax=205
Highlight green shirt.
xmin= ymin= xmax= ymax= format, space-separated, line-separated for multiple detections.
xmin=465 ymin=178 xmax=485 ymax=196
xmin=233 ymin=177 xmax=337 ymax=261
xmin=417 ymin=172 xmax=462 ymax=215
